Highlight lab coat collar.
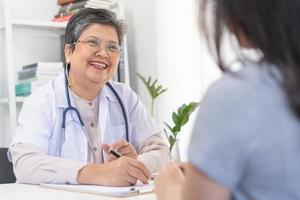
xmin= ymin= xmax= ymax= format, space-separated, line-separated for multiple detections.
xmin=53 ymin=72 xmax=118 ymax=109
xmin=53 ymin=72 xmax=70 ymax=109
xmin=53 ymin=72 xmax=82 ymax=125
xmin=102 ymin=81 xmax=119 ymax=103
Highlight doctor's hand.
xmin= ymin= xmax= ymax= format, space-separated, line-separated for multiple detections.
xmin=77 ymin=157 xmax=150 ymax=186
xmin=102 ymin=139 xmax=138 ymax=161
xmin=154 ymin=162 xmax=186 ymax=200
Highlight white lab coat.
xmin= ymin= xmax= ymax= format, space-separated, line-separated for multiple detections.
xmin=9 ymin=72 xmax=161 ymax=162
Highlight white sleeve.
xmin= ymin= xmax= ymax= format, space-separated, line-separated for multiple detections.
xmin=125 ymin=85 xmax=162 ymax=147
xmin=9 ymin=143 xmax=86 ymax=184
xmin=137 ymin=134 xmax=171 ymax=173
xmin=11 ymin=88 xmax=54 ymax=152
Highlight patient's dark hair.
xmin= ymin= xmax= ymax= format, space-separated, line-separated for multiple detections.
xmin=65 ymin=8 xmax=126 ymax=52
xmin=200 ymin=0 xmax=300 ymax=119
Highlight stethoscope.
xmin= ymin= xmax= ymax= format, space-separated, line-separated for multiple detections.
xmin=57 ymin=64 xmax=129 ymax=156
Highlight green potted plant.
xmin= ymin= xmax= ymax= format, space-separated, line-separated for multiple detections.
xmin=163 ymin=102 xmax=199 ymax=152
xmin=137 ymin=73 xmax=200 ymax=159
xmin=137 ymin=73 xmax=168 ymax=116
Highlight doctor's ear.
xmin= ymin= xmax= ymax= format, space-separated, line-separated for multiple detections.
xmin=64 ymin=44 xmax=73 ymax=61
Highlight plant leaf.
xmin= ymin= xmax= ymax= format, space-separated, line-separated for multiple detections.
xmin=164 ymin=122 xmax=173 ymax=133
xmin=137 ymin=73 xmax=168 ymax=101
xmin=172 ymin=101 xmax=200 ymax=132
xmin=163 ymin=129 xmax=170 ymax=139
xmin=156 ymin=85 xmax=162 ymax=91
xmin=156 ymin=88 xmax=168 ymax=98
xmin=168 ymin=135 xmax=175 ymax=146
xmin=147 ymin=76 xmax=151 ymax=85
xmin=172 ymin=112 xmax=179 ymax=124
xmin=151 ymin=79 xmax=158 ymax=88
xmin=172 ymin=125 xmax=181 ymax=134
xmin=137 ymin=73 xmax=153 ymax=99
xmin=178 ymin=104 xmax=186 ymax=115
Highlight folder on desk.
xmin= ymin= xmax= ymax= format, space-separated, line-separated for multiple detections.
xmin=40 ymin=182 xmax=154 ymax=197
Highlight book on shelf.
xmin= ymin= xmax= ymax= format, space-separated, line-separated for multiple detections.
xmin=85 ymin=0 xmax=117 ymax=9
xmin=22 ymin=63 xmax=39 ymax=70
xmin=15 ymin=81 xmax=48 ymax=96
xmin=18 ymin=62 xmax=63 ymax=80
xmin=58 ymin=0 xmax=88 ymax=14
xmin=20 ymin=62 xmax=63 ymax=74
xmin=89 ymin=0 xmax=115 ymax=2
xmin=54 ymin=0 xmax=117 ymax=21
xmin=58 ymin=0 xmax=82 ymax=6
xmin=52 ymin=14 xmax=73 ymax=22
xmin=85 ymin=4 xmax=110 ymax=9
xmin=86 ymin=0 xmax=113 ymax=7
xmin=18 ymin=68 xmax=37 ymax=80
xmin=21 ymin=62 xmax=63 ymax=69
xmin=16 ymin=62 xmax=63 ymax=96
xmin=36 ymin=62 xmax=63 ymax=72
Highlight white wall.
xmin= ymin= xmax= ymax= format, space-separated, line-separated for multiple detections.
xmin=155 ymin=0 xmax=221 ymax=160
xmin=123 ymin=0 xmax=159 ymax=112
xmin=123 ymin=0 xmax=221 ymax=160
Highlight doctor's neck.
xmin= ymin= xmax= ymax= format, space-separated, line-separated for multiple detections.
xmin=69 ymin=75 xmax=103 ymax=101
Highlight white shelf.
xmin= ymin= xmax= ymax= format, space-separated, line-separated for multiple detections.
xmin=16 ymin=96 xmax=27 ymax=103
xmin=0 ymin=20 xmax=67 ymax=30
xmin=0 ymin=96 xmax=27 ymax=104
xmin=12 ymin=19 xmax=67 ymax=30
xmin=0 ymin=98 xmax=9 ymax=104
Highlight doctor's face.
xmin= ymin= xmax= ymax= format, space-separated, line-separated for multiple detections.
xmin=65 ymin=23 xmax=120 ymax=88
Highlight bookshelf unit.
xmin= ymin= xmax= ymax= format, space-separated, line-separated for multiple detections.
xmin=0 ymin=0 xmax=129 ymax=147
xmin=0 ymin=0 xmax=64 ymax=147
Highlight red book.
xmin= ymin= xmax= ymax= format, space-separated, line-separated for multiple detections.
xmin=52 ymin=14 xmax=73 ymax=22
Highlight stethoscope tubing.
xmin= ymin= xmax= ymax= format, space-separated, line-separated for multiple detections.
xmin=58 ymin=67 xmax=129 ymax=156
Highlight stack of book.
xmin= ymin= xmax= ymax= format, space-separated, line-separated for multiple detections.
xmin=15 ymin=62 xmax=63 ymax=96
xmin=53 ymin=0 xmax=117 ymax=22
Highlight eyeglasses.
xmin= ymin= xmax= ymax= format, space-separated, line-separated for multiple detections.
xmin=72 ymin=36 xmax=121 ymax=58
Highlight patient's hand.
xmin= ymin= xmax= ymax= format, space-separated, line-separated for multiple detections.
xmin=154 ymin=162 xmax=185 ymax=200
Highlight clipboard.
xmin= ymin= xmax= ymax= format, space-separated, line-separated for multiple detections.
xmin=40 ymin=182 xmax=154 ymax=197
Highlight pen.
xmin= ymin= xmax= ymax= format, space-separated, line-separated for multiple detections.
xmin=130 ymin=187 xmax=153 ymax=194
xmin=110 ymin=149 xmax=122 ymax=158
xmin=150 ymin=172 xmax=158 ymax=180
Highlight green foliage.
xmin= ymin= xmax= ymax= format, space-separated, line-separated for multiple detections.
xmin=137 ymin=73 xmax=168 ymax=116
xmin=164 ymin=102 xmax=200 ymax=151
xmin=137 ymin=73 xmax=199 ymax=152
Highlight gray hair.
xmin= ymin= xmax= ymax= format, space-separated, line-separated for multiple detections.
xmin=64 ymin=8 xmax=127 ymax=52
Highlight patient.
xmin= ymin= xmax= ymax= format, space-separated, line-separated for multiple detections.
xmin=155 ymin=0 xmax=300 ymax=199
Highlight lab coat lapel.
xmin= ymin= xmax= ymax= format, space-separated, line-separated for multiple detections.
xmin=99 ymin=86 xmax=108 ymax=148
xmin=98 ymin=83 xmax=121 ymax=162
xmin=53 ymin=72 xmax=84 ymax=125
xmin=52 ymin=72 xmax=88 ymax=161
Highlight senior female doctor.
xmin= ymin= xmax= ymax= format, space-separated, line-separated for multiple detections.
xmin=8 ymin=8 xmax=170 ymax=186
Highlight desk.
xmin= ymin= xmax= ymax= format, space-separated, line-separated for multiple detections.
xmin=0 ymin=183 xmax=157 ymax=200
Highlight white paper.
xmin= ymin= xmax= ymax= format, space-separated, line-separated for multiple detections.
xmin=40 ymin=181 xmax=154 ymax=197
